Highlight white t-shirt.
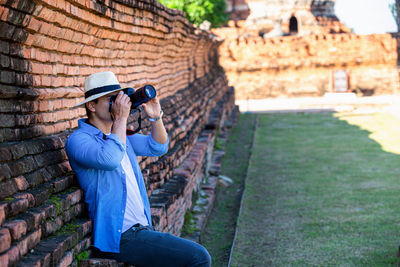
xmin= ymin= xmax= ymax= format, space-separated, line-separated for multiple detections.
xmin=121 ymin=151 xmax=148 ymax=232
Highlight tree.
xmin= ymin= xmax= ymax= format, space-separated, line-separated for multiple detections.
xmin=158 ymin=0 xmax=228 ymax=28
xmin=389 ymin=0 xmax=400 ymax=31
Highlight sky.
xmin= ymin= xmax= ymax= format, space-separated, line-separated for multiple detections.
xmin=335 ymin=0 xmax=398 ymax=34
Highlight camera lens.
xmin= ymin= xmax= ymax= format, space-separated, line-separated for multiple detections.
xmin=143 ymin=85 xmax=156 ymax=99
xmin=109 ymin=85 xmax=157 ymax=113
xmin=130 ymin=85 xmax=156 ymax=109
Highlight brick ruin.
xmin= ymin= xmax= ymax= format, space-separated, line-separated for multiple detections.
xmin=215 ymin=0 xmax=400 ymax=99
xmin=213 ymin=32 xmax=399 ymax=99
xmin=225 ymin=0 xmax=349 ymax=37
xmin=0 ymin=0 xmax=236 ymax=266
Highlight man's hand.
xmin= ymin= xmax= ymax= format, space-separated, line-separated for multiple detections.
xmin=142 ymin=97 xmax=161 ymax=119
xmin=142 ymin=96 xmax=168 ymax=144
xmin=111 ymin=91 xmax=131 ymax=121
xmin=111 ymin=91 xmax=131 ymax=144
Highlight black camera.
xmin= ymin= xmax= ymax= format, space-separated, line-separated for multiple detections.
xmin=109 ymin=85 xmax=156 ymax=112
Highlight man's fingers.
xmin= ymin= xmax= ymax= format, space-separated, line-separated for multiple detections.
xmin=115 ymin=92 xmax=131 ymax=106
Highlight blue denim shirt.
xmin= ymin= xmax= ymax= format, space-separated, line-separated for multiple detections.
xmin=65 ymin=119 xmax=168 ymax=252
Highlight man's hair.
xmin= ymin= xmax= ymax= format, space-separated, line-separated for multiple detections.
xmin=85 ymin=99 xmax=98 ymax=118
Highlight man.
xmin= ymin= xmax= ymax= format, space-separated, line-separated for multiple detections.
xmin=66 ymin=71 xmax=211 ymax=266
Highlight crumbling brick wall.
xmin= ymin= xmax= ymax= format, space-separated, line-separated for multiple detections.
xmin=213 ymin=30 xmax=399 ymax=99
xmin=0 ymin=0 xmax=235 ymax=266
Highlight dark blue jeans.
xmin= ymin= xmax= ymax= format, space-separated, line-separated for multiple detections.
xmin=99 ymin=224 xmax=211 ymax=267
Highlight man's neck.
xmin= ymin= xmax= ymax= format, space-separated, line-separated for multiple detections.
xmin=87 ymin=117 xmax=112 ymax=134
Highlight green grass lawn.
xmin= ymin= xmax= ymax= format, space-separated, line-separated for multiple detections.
xmin=230 ymin=112 xmax=400 ymax=266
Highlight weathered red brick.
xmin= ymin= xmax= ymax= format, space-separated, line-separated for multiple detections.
xmin=0 ymin=54 xmax=10 ymax=68
xmin=25 ymin=208 xmax=46 ymax=230
xmin=16 ymin=72 xmax=34 ymax=88
xmin=173 ymin=168 xmax=191 ymax=178
xmin=13 ymin=176 xmax=29 ymax=191
xmin=0 ymin=251 xmax=8 ymax=267
xmin=24 ymin=170 xmax=44 ymax=188
xmin=66 ymin=189 xmax=82 ymax=207
xmin=30 ymin=62 xmax=44 ymax=74
xmin=0 ymin=203 xmax=6 ymax=226
xmin=25 ymin=140 xmax=47 ymax=155
xmin=15 ymin=193 xmax=35 ymax=208
xmin=0 ymin=21 xmax=15 ymax=39
xmin=1 ymin=70 xmax=16 ymax=84
xmin=8 ymin=155 xmax=38 ymax=176
xmin=15 ymin=248 xmax=50 ymax=267
xmin=5 ymin=245 xmax=19 ymax=266
xmin=3 ymin=220 xmax=27 ymax=241
xmin=0 ymin=40 xmax=9 ymax=55
xmin=0 ymin=179 xmax=18 ymax=200
xmin=16 ymin=228 xmax=41 ymax=257
xmin=40 ymin=76 xmax=51 ymax=87
xmin=9 ymin=142 xmax=28 ymax=160
xmin=41 ymin=217 xmax=62 ymax=237
xmin=35 ymin=235 xmax=69 ymax=265
xmin=34 ymin=150 xmax=64 ymax=168
xmin=181 ymin=160 xmax=196 ymax=173
xmin=0 ymin=228 xmax=11 ymax=253
xmin=0 ymin=164 xmax=12 ymax=182
xmin=57 ymin=251 xmax=73 ymax=267
xmin=7 ymin=198 xmax=29 ymax=217
xmin=30 ymin=183 xmax=52 ymax=207
xmin=52 ymin=175 xmax=74 ymax=193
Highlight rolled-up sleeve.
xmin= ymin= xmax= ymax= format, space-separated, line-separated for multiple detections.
xmin=66 ymin=132 xmax=126 ymax=170
xmin=128 ymin=133 xmax=169 ymax=157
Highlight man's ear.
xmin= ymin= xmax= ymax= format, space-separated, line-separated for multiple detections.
xmin=86 ymin=101 xmax=96 ymax=113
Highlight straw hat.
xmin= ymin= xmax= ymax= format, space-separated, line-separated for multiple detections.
xmin=75 ymin=71 xmax=127 ymax=107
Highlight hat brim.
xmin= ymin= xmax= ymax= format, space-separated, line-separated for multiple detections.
xmin=74 ymin=87 xmax=128 ymax=107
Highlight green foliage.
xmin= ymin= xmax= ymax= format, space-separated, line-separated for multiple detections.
xmin=214 ymin=137 xmax=225 ymax=150
xmin=76 ymin=250 xmax=89 ymax=267
xmin=182 ymin=190 xmax=201 ymax=236
xmin=158 ymin=0 xmax=228 ymax=27
xmin=389 ymin=2 xmax=397 ymax=26
xmin=181 ymin=210 xmax=197 ymax=235
xmin=48 ymin=196 xmax=61 ymax=214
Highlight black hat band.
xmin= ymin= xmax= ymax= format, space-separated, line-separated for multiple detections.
xmin=85 ymin=84 xmax=121 ymax=98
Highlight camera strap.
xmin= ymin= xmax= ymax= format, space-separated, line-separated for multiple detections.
xmin=129 ymin=107 xmax=142 ymax=135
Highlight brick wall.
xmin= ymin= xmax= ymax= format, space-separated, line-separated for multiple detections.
xmin=0 ymin=0 xmax=236 ymax=266
xmin=213 ymin=30 xmax=399 ymax=99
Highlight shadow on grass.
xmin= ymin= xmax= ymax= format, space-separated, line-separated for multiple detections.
xmin=200 ymin=113 xmax=258 ymax=267
xmin=228 ymin=111 xmax=400 ymax=266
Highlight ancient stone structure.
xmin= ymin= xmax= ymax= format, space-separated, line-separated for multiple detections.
xmin=226 ymin=0 xmax=349 ymax=37
xmin=214 ymin=0 xmax=399 ymax=100
xmin=213 ymin=32 xmax=399 ymax=99
xmin=0 ymin=0 xmax=235 ymax=266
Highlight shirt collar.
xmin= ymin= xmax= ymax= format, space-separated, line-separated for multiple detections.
xmin=78 ymin=118 xmax=135 ymax=137
xmin=78 ymin=118 xmax=104 ymax=138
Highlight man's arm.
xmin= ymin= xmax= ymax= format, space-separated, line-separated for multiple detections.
xmin=142 ymin=97 xmax=168 ymax=144
xmin=127 ymin=96 xmax=169 ymax=156
xmin=150 ymin=117 xmax=168 ymax=144
xmin=66 ymin=132 xmax=125 ymax=170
